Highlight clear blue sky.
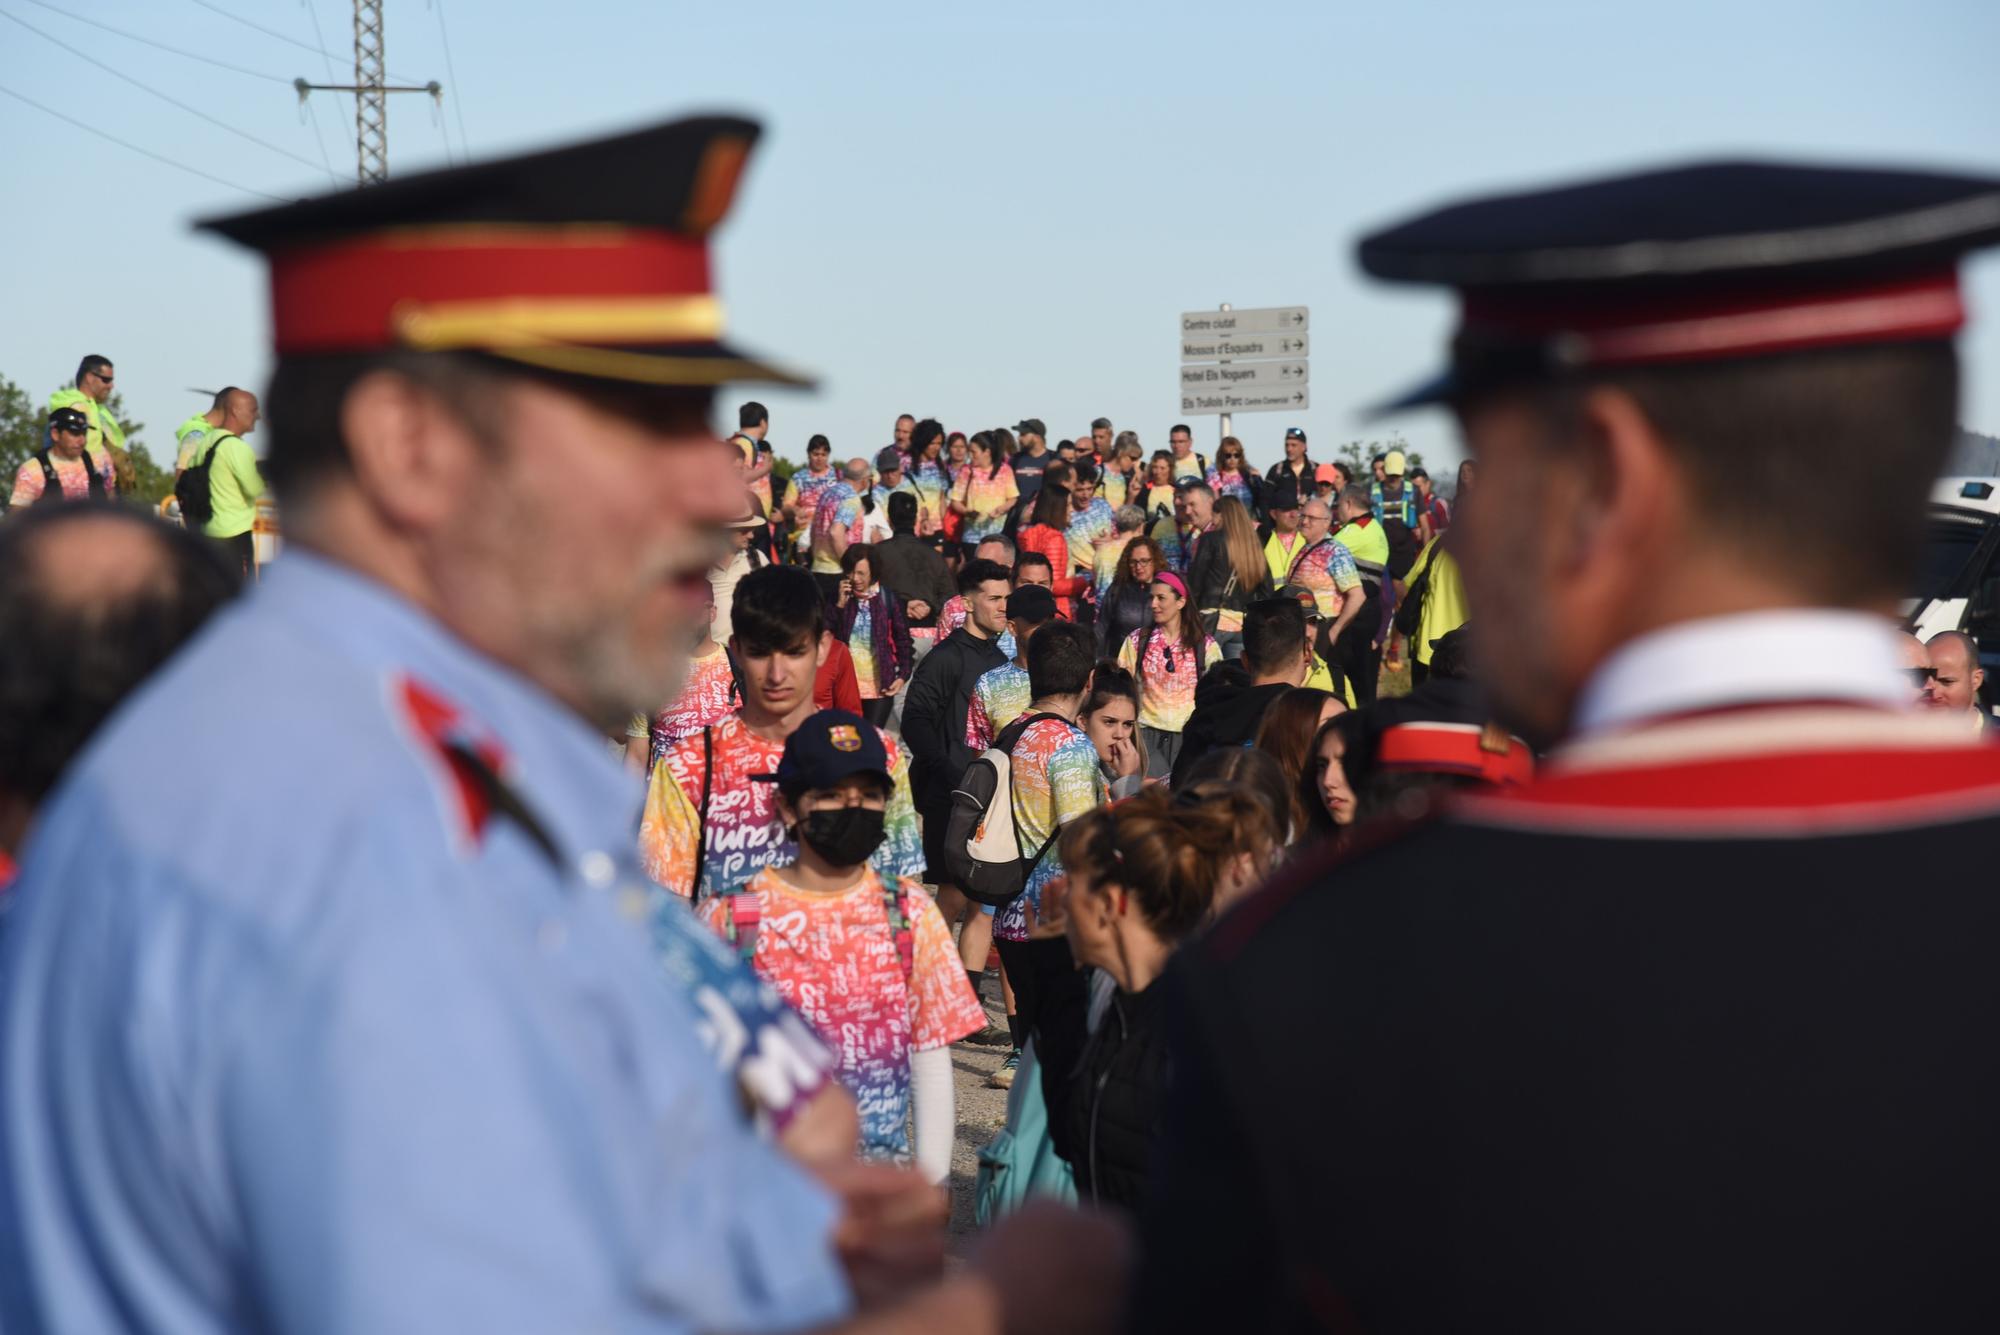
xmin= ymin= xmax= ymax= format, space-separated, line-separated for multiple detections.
xmin=3 ymin=0 xmax=1996 ymax=475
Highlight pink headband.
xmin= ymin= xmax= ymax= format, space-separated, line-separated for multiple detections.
xmin=1152 ymin=571 xmax=1189 ymax=600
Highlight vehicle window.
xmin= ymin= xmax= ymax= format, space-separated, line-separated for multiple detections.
xmin=1916 ymin=515 xmax=1987 ymax=602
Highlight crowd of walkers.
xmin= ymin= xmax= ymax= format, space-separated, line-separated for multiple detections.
xmin=619 ymin=400 xmax=1510 ymax=1217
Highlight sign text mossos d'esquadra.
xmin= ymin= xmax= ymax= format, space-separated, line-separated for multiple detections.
xmin=1181 ymin=386 xmax=1309 ymax=414
xmin=1178 ymin=306 xmax=1309 ymax=336
xmin=1179 ymin=332 xmax=1309 ymax=363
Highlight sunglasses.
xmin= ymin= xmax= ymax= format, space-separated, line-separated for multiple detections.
xmin=54 ymin=424 xmax=86 ymax=436
xmin=91 ymin=371 xmax=113 ymax=383
xmin=1906 ymin=666 xmax=1940 ymax=685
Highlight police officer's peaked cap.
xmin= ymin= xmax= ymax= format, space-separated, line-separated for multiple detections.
xmin=199 ymin=114 xmax=811 ymax=389
xmin=1358 ymin=159 xmax=2000 ymax=411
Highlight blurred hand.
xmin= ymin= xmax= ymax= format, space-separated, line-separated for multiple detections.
xmin=908 ymin=599 xmax=932 ymax=621
xmin=971 ymin=1200 xmax=1132 ymax=1335
xmin=1027 ymin=876 xmax=1069 ymax=940
xmin=816 ymin=1158 xmax=948 ymax=1310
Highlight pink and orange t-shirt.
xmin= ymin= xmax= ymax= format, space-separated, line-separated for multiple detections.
xmin=648 ymin=647 xmax=737 ymax=767
xmin=995 ymin=716 xmax=1104 ymax=943
xmin=964 ymin=663 xmax=1033 ymax=752
xmin=1117 ymin=627 xmax=1223 ymax=733
xmin=698 ymin=868 xmax=985 ymax=1160
xmin=640 ymin=713 xmax=923 ymax=900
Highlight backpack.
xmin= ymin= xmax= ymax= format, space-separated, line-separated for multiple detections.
xmin=721 ymin=874 xmax=915 ymax=982
xmin=34 ymin=449 xmax=106 ymax=506
xmin=943 ymin=710 xmax=1075 ymax=907
xmin=174 ymin=432 xmax=236 ymax=529
xmin=974 ymin=1040 xmax=1078 ymax=1224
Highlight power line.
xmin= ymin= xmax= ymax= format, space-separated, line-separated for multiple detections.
xmin=183 ymin=0 xmax=417 ymax=82
xmin=299 ymin=0 xmax=351 ymax=127
xmin=16 ymin=0 xmax=291 ymax=83
xmin=0 ymin=80 xmax=287 ymax=200
xmin=303 ymin=91 xmax=337 ymax=182
xmin=430 ymin=0 xmax=470 ymax=159
xmin=1 ymin=7 xmax=336 ymax=179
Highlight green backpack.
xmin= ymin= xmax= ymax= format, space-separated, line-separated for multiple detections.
xmin=973 ymin=1040 xmax=1077 ymax=1225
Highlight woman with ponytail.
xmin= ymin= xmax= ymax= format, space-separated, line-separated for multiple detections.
xmin=1040 ymin=787 xmax=1240 ymax=1210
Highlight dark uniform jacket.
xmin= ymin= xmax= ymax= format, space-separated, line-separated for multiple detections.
xmin=1132 ymin=704 xmax=2000 ymax=1334
xmin=1054 ymin=980 xmax=1170 ymax=1215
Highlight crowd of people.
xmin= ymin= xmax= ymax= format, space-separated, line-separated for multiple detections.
xmin=5 ymin=113 xmax=2000 ymax=1335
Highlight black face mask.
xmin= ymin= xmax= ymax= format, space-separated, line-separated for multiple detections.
xmin=798 ymin=806 xmax=887 ymax=867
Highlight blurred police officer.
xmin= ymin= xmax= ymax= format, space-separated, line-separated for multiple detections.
xmin=0 ymin=117 xmax=1120 ymax=1335
xmin=1139 ymin=160 xmax=2000 ymax=1333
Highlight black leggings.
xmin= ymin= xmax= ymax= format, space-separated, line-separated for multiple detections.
xmin=861 ymin=696 xmax=895 ymax=729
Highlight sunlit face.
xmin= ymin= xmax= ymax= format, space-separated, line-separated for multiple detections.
xmin=972 ymin=441 xmax=996 ymax=470
xmin=1127 ymin=547 xmax=1158 ymax=583
xmin=49 ymin=420 xmax=87 ymax=459
xmin=84 ymin=363 xmax=114 ymax=402
xmin=1083 ymin=694 xmax=1136 ymax=765
xmin=1092 ymin=426 xmax=1112 ymax=454
xmin=734 ymin=632 xmax=826 ymax=719
xmin=1215 ymin=445 xmax=1245 ymax=474
xmin=1016 ymin=562 xmax=1052 ymax=591
xmin=1170 ymin=430 xmax=1193 ymax=457
xmin=1070 ymin=473 xmax=1095 ymax=508
xmin=1149 ymin=457 xmax=1172 ymax=485
xmin=809 ymin=443 xmax=831 ymax=470
xmin=1314 ymin=729 xmax=1355 ymax=826
xmin=1185 ymin=490 xmax=1214 ymax=529
xmin=443 ymin=379 xmax=737 ymax=730
xmin=1929 ymin=637 xmax=1984 ymax=712
xmin=1285 ymin=436 xmax=1306 ymax=462
xmin=1270 ymin=504 xmax=1300 ymax=533
xmin=225 ymin=391 xmax=262 ymax=436
xmin=948 ymin=437 xmax=968 ymax=466
xmin=1149 ymin=580 xmax=1184 ymax=626
xmin=894 ymin=417 xmax=913 ymax=447
xmin=968 ymin=578 xmax=1010 ymax=636
xmin=1063 ymin=862 xmax=1123 ymax=973
xmin=1300 ymin=504 xmax=1332 ymax=539
xmin=846 ymin=555 xmax=874 ymax=598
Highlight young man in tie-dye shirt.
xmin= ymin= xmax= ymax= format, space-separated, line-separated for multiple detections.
xmin=992 ymin=622 xmax=1106 ymax=1082
xmin=641 ymin=567 xmax=921 ymax=902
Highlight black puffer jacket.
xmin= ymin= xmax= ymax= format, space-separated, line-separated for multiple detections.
xmin=1055 ymin=979 xmax=1171 ymax=1213
xmin=1098 ymin=579 xmax=1151 ymax=658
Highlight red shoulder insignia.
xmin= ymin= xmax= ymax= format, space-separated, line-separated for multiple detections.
xmin=391 ymin=674 xmax=512 ymax=854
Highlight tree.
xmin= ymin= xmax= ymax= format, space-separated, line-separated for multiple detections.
xmin=1328 ymin=435 xmax=1423 ymax=482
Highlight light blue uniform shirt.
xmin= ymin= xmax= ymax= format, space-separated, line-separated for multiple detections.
xmin=0 ymin=552 xmax=851 ymax=1334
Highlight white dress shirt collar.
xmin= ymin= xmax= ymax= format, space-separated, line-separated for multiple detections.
xmin=1571 ymin=609 xmax=1911 ymax=737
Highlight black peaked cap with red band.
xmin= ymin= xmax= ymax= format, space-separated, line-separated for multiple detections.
xmin=1357 ymin=159 xmax=2000 ymax=411
xmin=197 ymin=114 xmax=811 ymax=389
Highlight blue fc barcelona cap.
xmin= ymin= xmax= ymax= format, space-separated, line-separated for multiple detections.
xmin=1358 ymin=159 xmax=2000 ymax=413
xmin=757 ymin=709 xmax=890 ymax=797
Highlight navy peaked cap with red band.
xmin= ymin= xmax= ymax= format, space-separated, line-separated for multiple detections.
xmin=197 ymin=114 xmax=811 ymax=390
xmin=1358 ymin=159 xmax=2000 ymax=411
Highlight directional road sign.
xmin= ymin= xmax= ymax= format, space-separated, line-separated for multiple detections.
xmin=1179 ymin=305 xmax=1309 ymax=336
xmin=1179 ymin=361 xmax=1309 ymax=392
xmin=1180 ymin=386 xmax=1309 ymax=415
xmin=1180 ymin=331 xmax=1309 ymax=363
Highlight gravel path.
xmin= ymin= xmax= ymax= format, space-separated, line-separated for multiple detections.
xmin=945 ymin=981 xmax=1012 ymax=1255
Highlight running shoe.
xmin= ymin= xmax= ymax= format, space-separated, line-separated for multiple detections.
xmin=986 ymin=1050 xmax=1020 ymax=1089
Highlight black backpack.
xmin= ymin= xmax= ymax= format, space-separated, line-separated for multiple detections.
xmin=34 ymin=449 xmax=106 ymax=506
xmin=174 ymin=432 xmax=236 ymax=529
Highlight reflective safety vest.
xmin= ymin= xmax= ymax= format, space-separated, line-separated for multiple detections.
xmin=175 ymin=414 xmax=221 ymax=471
xmin=1334 ymin=516 xmax=1390 ymax=588
xmin=49 ymin=388 xmax=124 ymax=473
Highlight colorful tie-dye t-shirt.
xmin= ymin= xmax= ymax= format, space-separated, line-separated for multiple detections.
xmin=1101 ymin=468 xmax=1130 ymax=511
xmin=849 ymin=595 xmax=881 ymax=700
xmin=650 ymin=647 xmax=737 ymax=767
xmin=810 ymin=482 xmax=865 ymax=574
xmin=1117 ymin=627 xmax=1224 ymax=733
xmin=640 ymin=713 xmax=923 ymax=900
xmin=783 ymin=467 xmax=840 ymax=537
xmin=954 ymin=464 xmax=1019 ymax=543
xmin=1288 ymin=537 xmax=1362 ymax=619
xmin=964 ymin=663 xmax=1033 ymax=752
xmin=1065 ymin=496 xmax=1118 ymax=573
xmin=1206 ymin=468 xmax=1255 ymax=508
xmin=908 ymin=459 xmax=951 ymax=536
xmin=698 ymin=868 xmax=984 ymax=1159
xmin=995 ymin=717 xmax=1104 ymax=943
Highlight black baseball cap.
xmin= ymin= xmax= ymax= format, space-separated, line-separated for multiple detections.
xmin=1284 ymin=426 xmax=1307 ymax=441
xmin=1006 ymin=584 xmax=1058 ymax=622
xmin=757 ymin=709 xmax=891 ymax=798
xmin=47 ymin=407 xmax=89 ymax=434
xmin=1266 ymin=478 xmax=1301 ymax=511
xmin=1013 ymin=418 xmax=1046 ymax=437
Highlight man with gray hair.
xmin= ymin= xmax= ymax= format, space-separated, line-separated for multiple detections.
xmin=1925 ymin=630 xmax=1988 ymax=730
xmin=1089 ymin=417 xmax=1113 ymax=460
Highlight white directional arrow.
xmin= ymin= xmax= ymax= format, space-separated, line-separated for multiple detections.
xmin=1178 ymin=362 xmax=1310 ymax=392
xmin=1180 ymin=332 xmax=1309 ymax=362
xmin=1179 ymin=305 xmax=1309 ymax=336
